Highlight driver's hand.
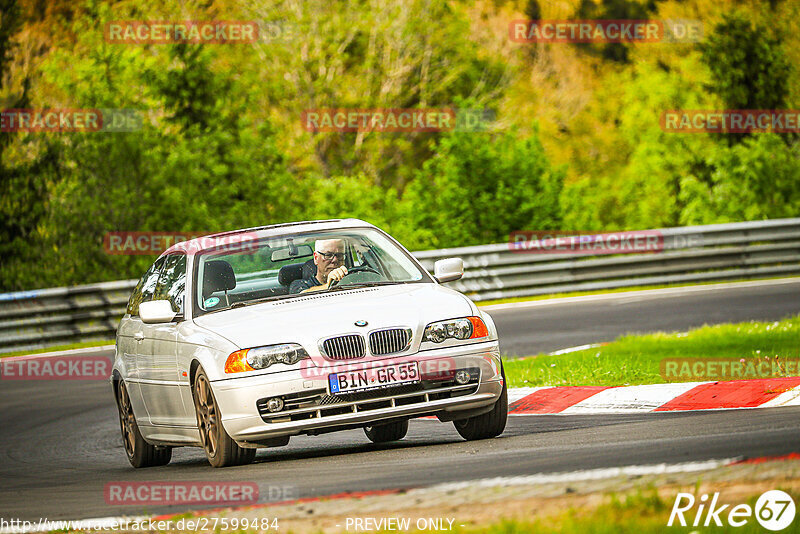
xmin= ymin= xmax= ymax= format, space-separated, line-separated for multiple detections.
xmin=327 ymin=266 xmax=348 ymax=285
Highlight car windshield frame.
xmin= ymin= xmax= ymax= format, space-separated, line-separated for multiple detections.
xmin=191 ymin=226 xmax=434 ymax=317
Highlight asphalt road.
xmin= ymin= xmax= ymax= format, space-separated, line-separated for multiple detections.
xmin=489 ymin=279 xmax=800 ymax=355
xmin=1 ymin=279 xmax=799 ymax=521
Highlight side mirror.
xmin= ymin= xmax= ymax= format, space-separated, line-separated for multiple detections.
xmin=139 ymin=300 xmax=177 ymax=324
xmin=433 ymin=258 xmax=464 ymax=283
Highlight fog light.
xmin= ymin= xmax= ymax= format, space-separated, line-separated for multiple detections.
xmin=454 ymin=369 xmax=471 ymax=385
xmin=266 ymin=397 xmax=284 ymax=412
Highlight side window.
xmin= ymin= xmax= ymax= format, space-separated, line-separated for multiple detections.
xmin=154 ymin=253 xmax=187 ymax=314
xmin=127 ymin=256 xmax=166 ymax=316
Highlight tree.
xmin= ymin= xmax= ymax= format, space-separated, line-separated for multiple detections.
xmin=679 ymin=134 xmax=800 ymax=225
xmin=0 ymin=2 xmax=301 ymax=289
xmin=397 ymin=126 xmax=564 ymax=250
xmin=244 ymin=0 xmax=509 ymax=187
xmin=574 ymin=0 xmax=660 ymax=63
xmin=699 ymin=12 xmax=791 ymax=144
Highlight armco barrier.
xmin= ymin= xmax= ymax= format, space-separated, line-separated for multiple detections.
xmin=1 ymin=219 xmax=799 ymax=353
xmin=413 ymin=218 xmax=800 ymax=300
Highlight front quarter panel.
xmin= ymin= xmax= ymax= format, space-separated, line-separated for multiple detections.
xmin=176 ymin=321 xmax=239 ymax=382
xmin=170 ymin=321 xmax=239 ymax=428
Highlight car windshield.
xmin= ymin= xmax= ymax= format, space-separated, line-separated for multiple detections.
xmin=194 ymin=227 xmax=430 ymax=315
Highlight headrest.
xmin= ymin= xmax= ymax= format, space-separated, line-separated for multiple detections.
xmin=203 ymin=260 xmax=236 ymax=298
xmin=278 ymin=259 xmax=318 ymax=286
xmin=278 ymin=263 xmax=304 ymax=286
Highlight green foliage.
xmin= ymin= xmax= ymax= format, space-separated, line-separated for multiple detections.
xmin=305 ymin=125 xmax=565 ymax=252
xmin=245 ymin=0 xmax=509 ymax=187
xmin=2 ymin=0 xmax=800 ymax=290
xmin=0 ymin=0 xmax=21 ymax=89
xmin=0 ymin=1 xmax=302 ymax=288
xmin=308 ymin=174 xmax=401 ymax=233
xmin=398 ymin=127 xmax=564 ymax=250
xmin=561 ymin=12 xmax=798 ymax=233
xmin=700 ymin=11 xmax=790 ymax=112
xmin=679 ymin=134 xmax=800 ymax=225
xmin=0 ymin=140 xmax=61 ymax=290
xmin=574 ymin=0 xmax=658 ymax=63
xmin=561 ymin=56 xmax=713 ymax=231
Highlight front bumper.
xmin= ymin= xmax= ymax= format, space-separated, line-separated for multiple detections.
xmin=212 ymin=341 xmax=503 ymax=443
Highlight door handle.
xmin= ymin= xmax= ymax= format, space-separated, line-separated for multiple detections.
xmin=134 ymin=332 xmax=145 ymax=342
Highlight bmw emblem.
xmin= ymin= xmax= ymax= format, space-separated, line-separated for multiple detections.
xmin=355 ymin=320 xmax=368 ymax=327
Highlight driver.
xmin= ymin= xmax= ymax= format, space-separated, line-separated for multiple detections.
xmin=289 ymin=239 xmax=348 ymax=294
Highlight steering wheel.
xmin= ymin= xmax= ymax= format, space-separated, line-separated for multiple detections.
xmin=328 ymin=265 xmax=381 ymax=288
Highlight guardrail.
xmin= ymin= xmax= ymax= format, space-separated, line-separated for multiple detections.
xmin=414 ymin=218 xmax=800 ymax=300
xmin=1 ymin=218 xmax=799 ymax=354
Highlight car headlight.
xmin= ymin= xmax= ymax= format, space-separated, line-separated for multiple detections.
xmin=224 ymin=343 xmax=310 ymax=374
xmin=422 ymin=316 xmax=489 ymax=344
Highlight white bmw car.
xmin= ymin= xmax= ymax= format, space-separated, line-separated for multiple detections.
xmin=112 ymin=219 xmax=506 ymax=468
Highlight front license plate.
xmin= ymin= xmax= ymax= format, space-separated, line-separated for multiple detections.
xmin=328 ymin=361 xmax=420 ymax=395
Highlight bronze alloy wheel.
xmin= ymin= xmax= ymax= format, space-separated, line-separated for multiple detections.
xmin=115 ymin=379 xmax=171 ymax=468
xmin=194 ymin=372 xmax=219 ymax=458
xmin=117 ymin=380 xmax=136 ymax=458
xmin=191 ymin=368 xmax=255 ymax=468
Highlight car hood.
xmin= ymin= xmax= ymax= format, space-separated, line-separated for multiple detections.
xmin=192 ymin=283 xmax=475 ymax=364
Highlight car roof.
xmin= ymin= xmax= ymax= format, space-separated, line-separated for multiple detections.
xmin=161 ymin=218 xmax=377 ymax=257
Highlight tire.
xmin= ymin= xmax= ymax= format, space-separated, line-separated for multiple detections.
xmin=364 ymin=420 xmax=409 ymax=443
xmin=116 ymin=379 xmax=172 ymax=468
xmin=453 ymin=367 xmax=508 ymax=441
xmin=193 ymin=368 xmax=256 ymax=468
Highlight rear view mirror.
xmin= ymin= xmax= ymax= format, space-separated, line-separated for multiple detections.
xmin=433 ymin=258 xmax=464 ymax=283
xmin=139 ymin=300 xmax=177 ymax=324
xmin=271 ymin=244 xmax=313 ymax=261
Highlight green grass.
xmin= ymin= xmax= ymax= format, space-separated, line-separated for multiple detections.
xmin=445 ymin=488 xmax=800 ymax=533
xmin=0 ymin=339 xmax=113 ymax=358
xmin=227 ymin=487 xmax=800 ymax=533
xmin=452 ymin=491 xmax=674 ymax=534
xmin=476 ymin=275 xmax=799 ymax=307
xmin=503 ymin=315 xmax=800 ymax=387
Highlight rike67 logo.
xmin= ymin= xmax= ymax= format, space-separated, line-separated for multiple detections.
xmin=669 ymin=490 xmax=796 ymax=531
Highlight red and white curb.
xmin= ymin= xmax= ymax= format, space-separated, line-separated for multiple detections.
xmin=507 ymin=377 xmax=800 ymax=414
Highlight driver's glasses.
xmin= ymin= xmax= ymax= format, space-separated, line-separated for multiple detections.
xmin=318 ymin=251 xmax=345 ymax=262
